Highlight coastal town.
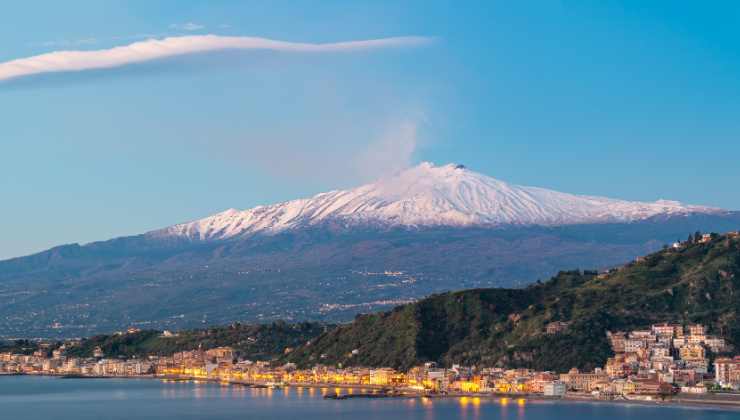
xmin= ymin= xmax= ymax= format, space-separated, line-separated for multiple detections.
xmin=1 ymin=322 xmax=739 ymax=404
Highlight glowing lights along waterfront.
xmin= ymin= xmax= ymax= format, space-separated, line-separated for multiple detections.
xmin=2 ymin=322 xmax=740 ymax=408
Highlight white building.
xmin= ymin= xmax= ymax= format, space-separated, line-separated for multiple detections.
xmin=624 ymin=339 xmax=647 ymax=353
xmin=544 ymin=381 xmax=567 ymax=397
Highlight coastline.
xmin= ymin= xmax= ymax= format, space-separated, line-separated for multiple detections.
xmin=4 ymin=373 xmax=738 ymax=411
xmin=559 ymin=393 xmax=740 ymax=411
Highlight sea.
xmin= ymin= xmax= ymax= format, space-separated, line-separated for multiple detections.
xmin=0 ymin=375 xmax=737 ymax=420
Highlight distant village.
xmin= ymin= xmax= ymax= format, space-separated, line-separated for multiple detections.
xmin=1 ymin=322 xmax=739 ymax=402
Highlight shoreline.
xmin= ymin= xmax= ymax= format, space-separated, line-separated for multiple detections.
xmin=3 ymin=373 xmax=739 ymax=411
xmin=559 ymin=393 xmax=740 ymax=411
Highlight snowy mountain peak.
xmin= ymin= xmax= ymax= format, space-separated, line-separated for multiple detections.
xmin=156 ymin=162 xmax=724 ymax=241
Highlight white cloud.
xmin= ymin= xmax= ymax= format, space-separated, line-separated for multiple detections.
xmin=169 ymin=22 xmax=205 ymax=31
xmin=0 ymin=34 xmax=431 ymax=83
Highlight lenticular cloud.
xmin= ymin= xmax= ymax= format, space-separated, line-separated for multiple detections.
xmin=0 ymin=35 xmax=431 ymax=82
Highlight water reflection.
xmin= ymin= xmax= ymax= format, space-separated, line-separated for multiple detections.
xmin=471 ymin=397 xmax=480 ymax=418
xmin=192 ymin=384 xmax=205 ymax=400
xmin=230 ymin=385 xmax=246 ymax=399
xmin=422 ymin=397 xmax=435 ymax=420
xmin=158 ymin=378 xmax=530 ymax=420
xmin=7 ymin=377 xmax=731 ymax=420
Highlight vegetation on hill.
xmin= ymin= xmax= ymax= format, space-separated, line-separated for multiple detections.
xmin=5 ymin=232 xmax=738 ymax=372
xmin=0 ymin=339 xmax=39 ymax=355
xmin=285 ymin=232 xmax=740 ymax=372
xmin=3 ymin=212 xmax=739 ymax=338
xmin=63 ymin=321 xmax=326 ymax=360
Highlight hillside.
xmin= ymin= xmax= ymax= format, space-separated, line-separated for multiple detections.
xmin=286 ymin=232 xmax=740 ymax=372
xmin=3 ymin=215 xmax=740 ymax=338
xmin=62 ymin=321 xmax=326 ymax=360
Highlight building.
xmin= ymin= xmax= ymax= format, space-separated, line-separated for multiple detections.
xmin=671 ymin=368 xmax=699 ymax=387
xmin=679 ymin=344 xmax=706 ymax=361
xmin=624 ymin=377 xmax=665 ymax=395
xmin=650 ymin=346 xmax=670 ymax=359
xmin=527 ymin=372 xmax=555 ymax=393
xmin=543 ymin=381 xmax=566 ymax=397
xmin=546 ymin=321 xmax=569 ymax=335
xmin=689 ymin=324 xmax=706 ymax=337
xmin=629 ymin=330 xmax=653 ymax=340
xmin=605 ymin=355 xmax=630 ymax=378
xmin=673 ymin=337 xmax=688 ymax=348
xmin=205 ymin=347 xmax=234 ymax=363
xmin=680 ymin=385 xmax=707 ymax=394
xmin=704 ymin=337 xmax=727 ymax=353
xmin=560 ymin=368 xmax=608 ymax=392
xmin=624 ymin=339 xmax=646 ymax=353
xmin=369 ymin=368 xmax=397 ymax=386
xmin=688 ymin=334 xmax=707 ymax=345
xmin=651 ymin=323 xmax=677 ymax=338
xmin=714 ymin=357 xmax=740 ymax=388
xmin=426 ymin=369 xmax=448 ymax=392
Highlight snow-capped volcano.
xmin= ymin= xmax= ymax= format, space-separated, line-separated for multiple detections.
xmin=4 ymin=162 xmax=739 ymax=337
xmin=157 ymin=162 xmax=723 ymax=241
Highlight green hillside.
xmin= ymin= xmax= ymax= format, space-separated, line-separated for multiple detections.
xmin=286 ymin=232 xmax=740 ymax=372
xmin=62 ymin=321 xmax=326 ymax=360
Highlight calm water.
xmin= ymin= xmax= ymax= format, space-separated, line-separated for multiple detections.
xmin=0 ymin=376 xmax=737 ymax=420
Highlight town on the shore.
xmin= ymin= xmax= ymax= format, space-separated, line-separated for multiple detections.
xmin=1 ymin=322 xmax=739 ymax=402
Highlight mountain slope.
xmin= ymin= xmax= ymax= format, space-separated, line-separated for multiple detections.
xmin=0 ymin=163 xmax=738 ymax=338
xmin=63 ymin=321 xmax=327 ymax=360
xmin=156 ymin=163 xmax=723 ymax=241
xmin=285 ymin=232 xmax=740 ymax=371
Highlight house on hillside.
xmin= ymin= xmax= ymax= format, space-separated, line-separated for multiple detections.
xmin=546 ymin=321 xmax=569 ymax=335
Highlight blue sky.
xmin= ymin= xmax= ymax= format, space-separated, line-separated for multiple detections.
xmin=1 ymin=1 xmax=739 ymax=259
